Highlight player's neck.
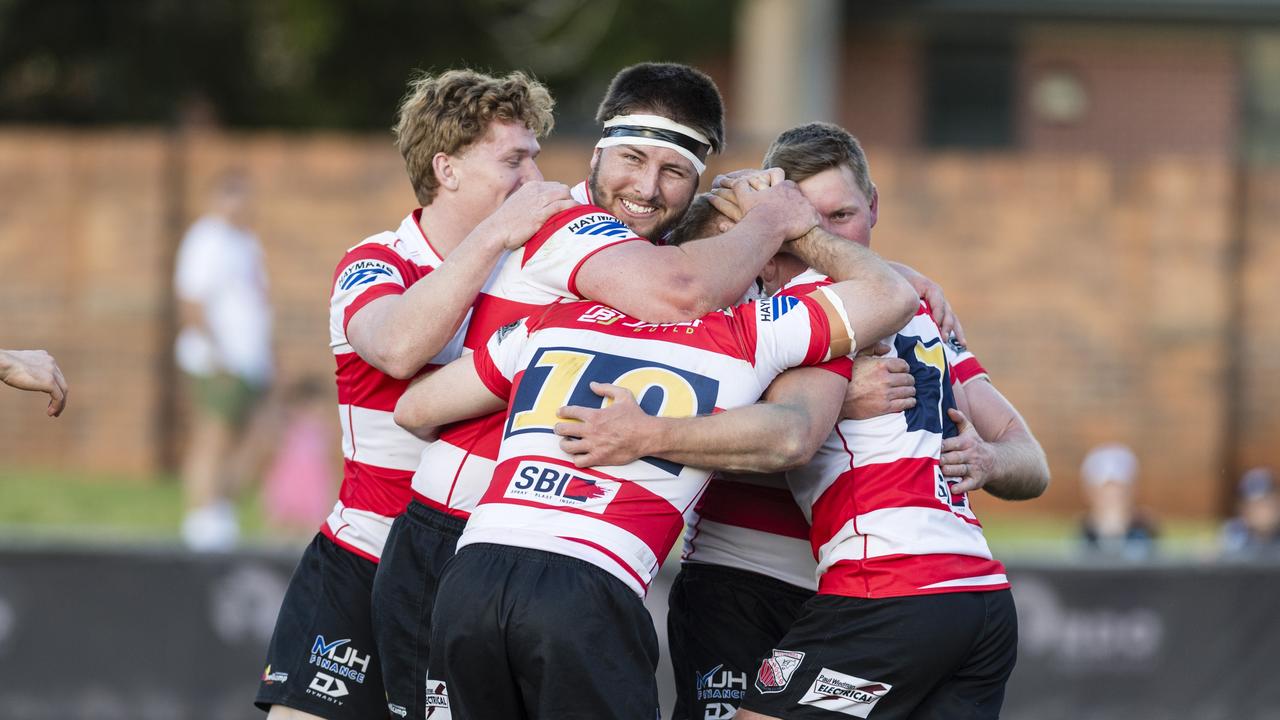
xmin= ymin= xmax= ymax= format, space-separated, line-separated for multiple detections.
xmin=765 ymin=255 xmax=811 ymax=294
xmin=416 ymin=202 xmax=476 ymax=258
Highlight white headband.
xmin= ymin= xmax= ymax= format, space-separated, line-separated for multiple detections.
xmin=596 ymin=114 xmax=713 ymax=175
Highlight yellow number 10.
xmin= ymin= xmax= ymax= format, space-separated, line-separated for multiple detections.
xmin=509 ymin=350 xmax=701 ymax=432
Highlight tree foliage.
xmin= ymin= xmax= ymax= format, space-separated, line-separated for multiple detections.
xmin=0 ymin=0 xmax=735 ymax=131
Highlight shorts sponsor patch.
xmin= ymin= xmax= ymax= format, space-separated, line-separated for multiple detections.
xmin=425 ymin=674 xmax=451 ymax=719
xmin=304 ymin=635 xmax=371 ymax=704
xmin=388 ymin=702 xmax=408 ymax=717
xmin=798 ymin=668 xmax=892 ymax=718
xmin=337 ymin=259 xmax=399 ymax=292
xmin=308 ymin=672 xmax=349 ymax=701
xmin=261 ymin=665 xmax=288 ymax=684
xmin=754 ymin=649 xmax=805 ymax=694
xmin=696 ymin=664 xmax=748 ymax=702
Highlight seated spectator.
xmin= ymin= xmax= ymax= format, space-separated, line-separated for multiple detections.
xmin=1079 ymin=443 xmax=1158 ymax=559
xmin=1220 ymin=467 xmax=1280 ymax=558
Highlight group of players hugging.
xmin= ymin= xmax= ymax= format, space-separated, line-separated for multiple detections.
xmin=254 ymin=62 xmax=1049 ymax=720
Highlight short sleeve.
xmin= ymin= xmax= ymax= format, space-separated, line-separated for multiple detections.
xmin=473 ymin=318 xmax=530 ymax=400
xmin=741 ymin=289 xmax=856 ymax=387
xmin=519 ymin=206 xmax=644 ymax=299
xmin=174 ymin=221 xmax=221 ymax=302
xmin=331 ymin=242 xmax=419 ymax=334
xmin=944 ymin=337 xmax=990 ymax=385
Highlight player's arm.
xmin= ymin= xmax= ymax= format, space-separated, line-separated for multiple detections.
xmin=558 ymin=216 xmax=917 ymax=472
xmin=0 ymin=349 xmax=68 ymax=417
xmin=789 ymin=227 xmax=920 ymax=349
xmin=887 ymin=261 xmax=966 ymax=346
xmin=941 ymin=379 xmax=1050 ymax=500
xmin=557 ymin=366 xmax=845 ymax=472
xmin=393 ymin=355 xmax=506 ymax=441
xmin=573 ymin=174 xmax=818 ymax=323
xmin=348 ymin=182 xmax=575 ymax=379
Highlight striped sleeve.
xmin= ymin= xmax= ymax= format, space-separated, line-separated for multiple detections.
xmin=473 ymin=319 xmax=529 ymax=400
xmin=332 ymin=241 xmax=421 ymax=333
xmin=944 ymin=337 xmax=990 ymax=385
xmin=520 ymin=206 xmax=644 ymax=299
xmin=742 ymin=290 xmax=856 ymax=386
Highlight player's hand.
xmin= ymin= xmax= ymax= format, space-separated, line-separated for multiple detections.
xmin=940 ymin=408 xmax=996 ymax=494
xmin=0 ymin=349 xmax=68 ymax=417
xmin=890 ymin=263 xmax=967 ymax=346
xmin=554 ymin=382 xmax=655 ymax=467
xmin=477 ymin=181 xmax=577 ymax=251
xmin=710 ymin=167 xmax=766 ymax=190
xmin=705 ymin=188 xmax=745 ymax=223
xmin=843 ymin=344 xmax=916 ymax=420
xmin=725 ymin=174 xmax=819 ymax=240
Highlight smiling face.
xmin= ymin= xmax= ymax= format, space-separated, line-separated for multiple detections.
xmin=588 ymin=143 xmax=699 ymax=241
xmin=795 ymin=164 xmax=877 ymax=248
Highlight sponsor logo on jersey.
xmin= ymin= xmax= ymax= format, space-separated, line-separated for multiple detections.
xmin=622 ymin=317 xmax=703 ymax=334
xmin=307 ymin=672 xmax=349 ymax=701
xmin=754 ymin=649 xmax=805 ymax=694
xmin=425 ymin=674 xmax=451 ymax=718
xmin=696 ymin=664 xmax=748 ymax=702
xmin=578 ymin=304 xmax=626 ymax=326
xmin=496 ymin=320 xmax=522 ymax=343
xmin=338 ymin=259 xmax=396 ymax=291
xmin=261 ymin=665 xmax=288 ymax=684
xmin=703 ymin=703 xmax=737 ymax=719
xmin=759 ymin=295 xmax=801 ymax=322
xmin=797 ymin=668 xmax=892 ymax=718
xmin=506 ymin=461 xmax=619 ymax=512
xmin=567 ymin=213 xmax=631 ymax=238
xmin=308 ymin=635 xmax=369 ymax=685
xmin=947 ymin=335 xmax=968 ymax=354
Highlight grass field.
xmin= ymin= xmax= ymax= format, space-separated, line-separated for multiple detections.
xmin=0 ymin=466 xmax=1224 ymax=558
xmin=0 ymin=467 xmax=278 ymax=545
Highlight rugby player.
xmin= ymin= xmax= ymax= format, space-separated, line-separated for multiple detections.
xmin=557 ymin=122 xmax=1050 ymax=720
xmin=392 ymin=172 xmax=921 ymax=719
xmin=369 ymin=62 xmax=829 ymax=720
xmin=255 ymin=69 xmax=577 ymax=720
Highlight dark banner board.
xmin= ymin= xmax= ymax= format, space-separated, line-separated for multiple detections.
xmin=0 ymin=547 xmax=1277 ymax=719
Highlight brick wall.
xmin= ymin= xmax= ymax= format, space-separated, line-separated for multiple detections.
xmin=0 ymin=128 xmax=1273 ymax=520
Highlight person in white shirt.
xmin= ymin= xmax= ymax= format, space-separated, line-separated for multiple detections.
xmin=174 ymin=170 xmax=274 ymax=551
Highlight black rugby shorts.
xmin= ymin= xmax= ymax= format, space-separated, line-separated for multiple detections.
xmin=667 ymin=562 xmax=812 ymax=720
xmin=741 ymin=589 xmax=1018 ymax=720
xmin=370 ymin=501 xmax=465 ymax=720
xmin=428 ymin=542 xmax=661 ymax=720
xmin=255 ymin=533 xmax=386 ymax=720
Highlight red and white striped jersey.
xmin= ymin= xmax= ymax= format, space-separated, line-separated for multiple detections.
xmin=683 ymin=269 xmax=995 ymax=594
xmin=459 ymin=289 xmax=856 ymax=596
xmin=409 ymin=182 xmax=647 ymax=517
xmin=787 ymin=273 xmax=1006 ymax=598
xmin=326 ymin=210 xmax=495 ymax=561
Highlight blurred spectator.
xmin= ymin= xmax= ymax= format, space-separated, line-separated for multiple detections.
xmin=262 ymin=378 xmax=336 ymax=539
xmin=0 ymin=349 xmax=67 ymax=416
xmin=1219 ymin=467 xmax=1280 ymax=558
xmin=174 ymin=170 xmax=274 ymax=551
xmin=1079 ymin=443 xmax=1158 ymax=559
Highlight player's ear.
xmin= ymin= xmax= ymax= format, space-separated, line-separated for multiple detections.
xmin=759 ymin=257 xmax=780 ymax=287
xmin=589 ymin=147 xmax=601 ymax=172
xmin=433 ymin=152 xmax=460 ymax=192
xmin=868 ymin=184 xmax=879 ymax=230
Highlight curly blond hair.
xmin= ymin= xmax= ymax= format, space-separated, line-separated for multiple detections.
xmin=394 ymin=69 xmax=555 ymax=206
